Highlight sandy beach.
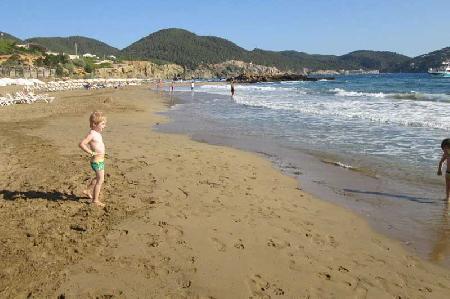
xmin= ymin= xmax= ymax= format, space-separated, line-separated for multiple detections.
xmin=0 ymin=85 xmax=449 ymax=298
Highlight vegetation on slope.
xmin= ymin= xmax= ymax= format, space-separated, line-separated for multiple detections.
xmin=121 ymin=28 xmax=248 ymax=69
xmin=0 ymin=31 xmax=22 ymax=43
xmin=2 ymin=29 xmax=448 ymax=74
xmin=121 ymin=28 xmax=412 ymax=72
xmin=25 ymin=36 xmax=119 ymax=57
xmin=0 ymin=40 xmax=45 ymax=56
xmin=392 ymin=47 xmax=450 ymax=72
xmin=339 ymin=51 xmax=410 ymax=72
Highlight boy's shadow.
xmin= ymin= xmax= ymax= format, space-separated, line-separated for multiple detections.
xmin=0 ymin=190 xmax=80 ymax=202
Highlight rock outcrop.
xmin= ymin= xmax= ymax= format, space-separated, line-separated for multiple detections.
xmin=229 ymin=73 xmax=335 ymax=83
xmin=308 ymin=69 xmax=379 ymax=75
xmin=186 ymin=60 xmax=285 ymax=79
xmin=95 ymin=61 xmax=184 ymax=79
xmin=185 ymin=60 xmax=333 ymax=82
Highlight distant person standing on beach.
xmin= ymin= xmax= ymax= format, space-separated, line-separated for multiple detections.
xmin=79 ymin=111 xmax=107 ymax=207
xmin=171 ymin=81 xmax=175 ymax=92
xmin=231 ymin=80 xmax=235 ymax=96
xmin=437 ymin=138 xmax=450 ymax=202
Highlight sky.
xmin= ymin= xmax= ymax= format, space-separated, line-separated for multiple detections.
xmin=1 ymin=0 xmax=449 ymax=57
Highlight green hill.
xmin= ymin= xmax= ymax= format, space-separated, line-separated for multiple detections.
xmin=0 ymin=32 xmax=29 ymax=55
xmin=338 ymin=50 xmax=411 ymax=72
xmin=278 ymin=51 xmax=340 ymax=70
xmin=254 ymin=50 xmax=410 ymax=73
xmin=121 ymin=28 xmax=248 ymax=68
xmin=120 ymin=28 xmax=411 ymax=72
xmin=25 ymin=36 xmax=119 ymax=57
xmin=2 ymin=28 xmax=446 ymax=74
xmin=0 ymin=31 xmax=22 ymax=43
xmin=392 ymin=47 xmax=450 ymax=72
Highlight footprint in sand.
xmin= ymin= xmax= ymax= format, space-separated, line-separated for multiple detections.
xmin=318 ymin=272 xmax=332 ymax=280
xmin=158 ymin=220 xmax=168 ymax=227
xmin=288 ymin=254 xmax=315 ymax=271
xmin=248 ymin=274 xmax=270 ymax=293
xmin=178 ymin=279 xmax=192 ymax=289
xmin=273 ymin=287 xmax=285 ymax=295
xmin=247 ymin=274 xmax=285 ymax=297
xmin=211 ymin=237 xmax=226 ymax=252
xmin=327 ymin=235 xmax=339 ymax=248
xmin=304 ymin=232 xmax=328 ymax=247
xmin=158 ymin=224 xmax=186 ymax=247
xmin=146 ymin=235 xmax=159 ymax=248
xmin=267 ymin=238 xmax=291 ymax=249
xmin=233 ymin=239 xmax=245 ymax=249
xmin=138 ymin=160 xmax=150 ymax=166
xmin=374 ymin=276 xmax=394 ymax=293
xmin=371 ymin=237 xmax=391 ymax=251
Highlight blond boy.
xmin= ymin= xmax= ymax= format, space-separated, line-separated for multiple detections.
xmin=79 ymin=111 xmax=107 ymax=206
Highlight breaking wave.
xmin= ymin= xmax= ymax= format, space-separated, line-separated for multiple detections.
xmin=329 ymin=88 xmax=450 ymax=102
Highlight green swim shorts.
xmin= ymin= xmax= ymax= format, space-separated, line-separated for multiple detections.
xmin=91 ymin=160 xmax=105 ymax=172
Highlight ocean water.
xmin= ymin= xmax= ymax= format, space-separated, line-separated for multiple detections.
xmin=172 ymin=74 xmax=449 ymax=184
xmin=157 ymin=73 xmax=450 ymax=266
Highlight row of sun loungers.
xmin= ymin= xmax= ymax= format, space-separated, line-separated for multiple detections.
xmin=32 ymin=79 xmax=151 ymax=92
xmin=0 ymin=91 xmax=55 ymax=107
xmin=0 ymin=78 xmax=153 ymax=107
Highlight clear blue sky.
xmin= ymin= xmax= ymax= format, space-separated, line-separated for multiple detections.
xmin=1 ymin=0 xmax=449 ymax=57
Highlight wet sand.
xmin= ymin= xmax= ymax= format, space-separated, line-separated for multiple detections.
xmin=0 ymin=86 xmax=449 ymax=298
xmin=158 ymin=90 xmax=450 ymax=268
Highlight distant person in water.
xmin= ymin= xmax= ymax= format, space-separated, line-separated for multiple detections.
xmin=437 ymin=138 xmax=450 ymax=201
xmin=230 ymin=80 xmax=235 ymax=96
xmin=170 ymin=81 xmax=175 ymax=92
xmin=191 ymin=80 xmax=195 ymax=91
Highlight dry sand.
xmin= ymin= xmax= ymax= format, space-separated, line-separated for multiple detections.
xmin=0 ymin=86 xmax=449 ymax=298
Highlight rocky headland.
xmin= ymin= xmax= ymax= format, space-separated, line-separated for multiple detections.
xmin=185 ymin=60 xmax=334 ymax=83
xmin=185 ymin=60 xmax=283 ymax=79
xmin=229 ymin=72 xmax=335 ymax=83
xmin=94 ymin=60 xmax=183 ymax=79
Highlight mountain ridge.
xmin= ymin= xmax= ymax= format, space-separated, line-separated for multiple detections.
xmin=1 ymin=29 xmax=449 ymax=73
xmin=121 ymin=28 xmax=413 ymax=72
xmin=392 ymin=47 xmax=450 ymax=73
xmin=121 ymin=28 xmax=248 ymax=69
xmin=0 ymin=31 xmax=22 ymax=43
xmin=25 ymin=36 xmax=119 ymax=57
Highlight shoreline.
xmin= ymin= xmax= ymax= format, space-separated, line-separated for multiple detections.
xmin=158 ymin=89 xmax=450 ymax=268
xmin=0 ymin=86 xmax=449 ymax=297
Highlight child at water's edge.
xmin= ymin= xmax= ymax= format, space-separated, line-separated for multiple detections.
xmin=437 ymin=138 xmax=450 ymax=201
xmin=79 ymin=111 xmax=107 ymax=206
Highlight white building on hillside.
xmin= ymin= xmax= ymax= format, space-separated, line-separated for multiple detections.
xmin=16 ymin=44 xmax=30 ymax=49
xmin=83 ymin=53 xmax=98 ymax=59
xmin=94 ymin=60 xmax=113 ymax=65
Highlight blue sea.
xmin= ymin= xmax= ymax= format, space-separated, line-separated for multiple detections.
xmin=157 ymin=73 xmax=450 ymax=266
